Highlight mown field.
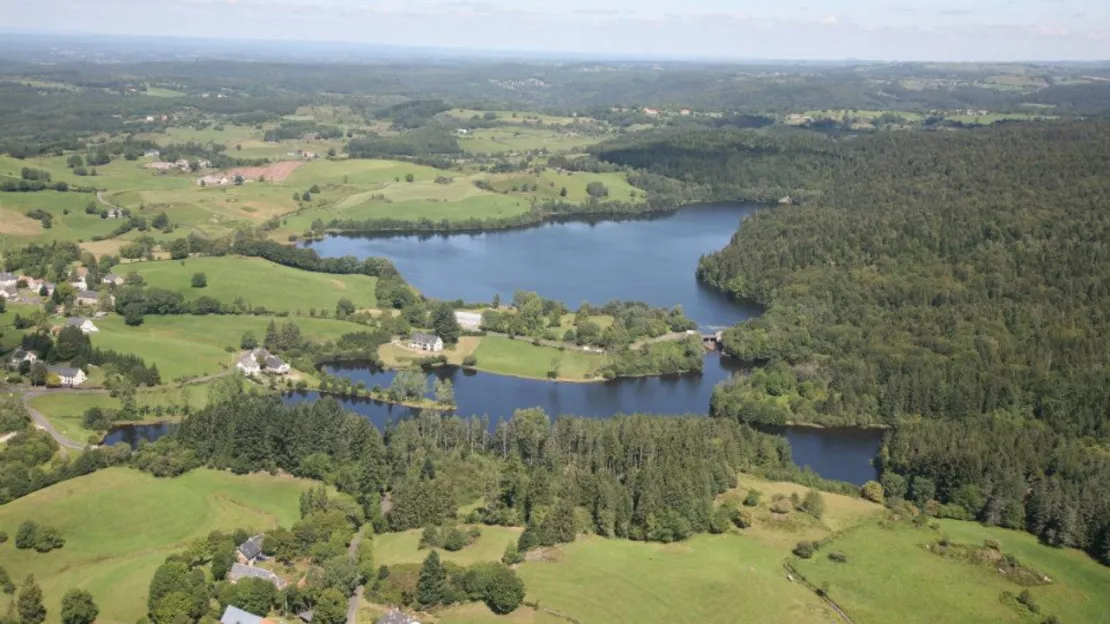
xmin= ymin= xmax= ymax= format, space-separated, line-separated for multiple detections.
xmin=91 ymin=314 xmax=360 ymax=380
xmin=793 ymin=519 xmax=1110 ymax=624
xmin=518 ymin=535 xmax=835 ymax=624
xmin=0 ymin=468 xmax=312 ymax=624
xmin=121 ymin=256 xmax=378 ymax=312
xmin=458 ymin=127 xmax=601 ymax=155
xmin=470 ymin=336 xmax=604 ymax=381
xmin=373 ymin=525 xmax=522 ymax=567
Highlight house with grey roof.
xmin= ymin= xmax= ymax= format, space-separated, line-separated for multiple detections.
xmin=102 ymin=273 xmax=125 ymax=286
xmin=408 ymin=333 xmax=444 ymax=353
xmin=237 ymin=534 xmax=265 ymax=563
xmin=0 ymin=272 xmax=17 ymax=288
xmin=235 ymin=349 xmax=290 ymax=376
xmin=9 ymin=349 xmax=37 ymax=369
xmin=228 ymin=563 xmax=286 ymax=589
xmin=219 ymin=605 xmax=269 ymax=624
xmin=76 ymin=290 xmax=108 ymax=306
xmin=375 ymin=610 xmax=421 ymax=624
xmin=64 ymin=317 xmax=99 ymax=334
xmin=46 ymin=365 xmax=87 ymax=387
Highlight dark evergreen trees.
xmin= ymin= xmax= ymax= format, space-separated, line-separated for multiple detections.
xmin=416 ymin=551 xmax=447 ymax=607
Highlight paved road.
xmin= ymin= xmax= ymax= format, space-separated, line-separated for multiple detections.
xmin=346 ymin=526 xmax=366 ymax=624
xmin=22 ymin=389 xmax=104 ymax=449
xmin=17 ymin=369 xmax=236 ymax=451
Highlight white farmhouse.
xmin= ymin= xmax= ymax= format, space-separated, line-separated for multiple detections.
xmin=409 ymin=333 xmax=444 ymax=352
xmin=236 ymin=348 xmax=291 ymax=376
xmin=47 ymin=365 xmax=87 ymax=387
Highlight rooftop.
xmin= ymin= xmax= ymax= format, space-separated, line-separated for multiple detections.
xmin=47 ymin=365 xmax=80 ymax=377
xmin=229 ymin=563 xmax=285 ymax=588
xmin=238 ymin=533 xmax=264 ymax=561
xmin=410 ymin=332 xmax=441 ymax=346
xmin=375 ymin=611 xmax=420 ymax=624
xmin=66 ymin=317 xmax=88 ymax=326
xmin=220 ymin=606 xmax=265 ymax=624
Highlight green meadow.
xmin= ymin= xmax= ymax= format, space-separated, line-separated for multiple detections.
xmin=470 ymin=336 xmax=604 ymax=381
xmin=373 ymin=525 xmax=523 ymax=567
xmin=459 ymin=127 xmax=601 ymax=155
xmin=793 ymin=519 xmax=1110 ymax=624
xmin=0 ymin=191 xmax=120 ymax=242
xmin=91 ymin=314 xmax=360 ymax=380
xmin=121 ymin=256 xmax=377 ymax=312
xmin=0 ymin=468 xmax=312 ymax=624
xmin=517 ymin=535 xmax=834 ymax=624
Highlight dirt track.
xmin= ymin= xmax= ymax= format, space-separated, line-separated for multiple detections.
xmin=227 ymin=160 xmax=304 ymax=182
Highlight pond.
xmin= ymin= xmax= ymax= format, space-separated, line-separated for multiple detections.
xmin=303 ymin=203 xmax=763 ymax=329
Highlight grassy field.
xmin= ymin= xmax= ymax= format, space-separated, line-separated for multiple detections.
xmin=0 ymin=191 xmax=121 ymax=242
xmin=122 ymin=256 xmax=377 ymax=312
xmin=459 ymin=127 xmax=601 ymax=155
xmin=518 ymin=534 xmax=835 ymax=624
xmin=27 ymin=382 xmax=218 ymax=442
xmin=0 ymin=468 xmax=313 ymax=624
xmin=470 ymin=336 xmax=604 ymax=381
xmin=92 ymin=314 xmax=360 ymax=380
xmin=792 ymin=518 xmax=1110 ymax=624
xmin=373 ymin=525 xmax=522 ymax=567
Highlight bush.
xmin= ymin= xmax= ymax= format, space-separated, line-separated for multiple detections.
xmin=462 ymin=355 xmax=478 ymax=367
xmin=743 ymin=490 xmax=762 ymax=507
xmin=802 ymin=490 xmax=825 ymax=519
xmin=443 ymin=526 xmax=466 ymax=552
xmin=501 ymin=542 xmax=524 ymax=565
xmin=419 ymin=525 xmax=441 ymax=549
xmin=828 ymin=551 xmax=848 ymax=563
xmin=984 ymin=539 xmax=1002 ymax=551
xmin=191 ymin=273 xmax=207 ymax=288
xmin=483 ymin=565 xmax=525 ymax=615
xmin=793 ymin=541 xmax=816 ymax=559
xmin=15 ymin=521 xmax=37 ymax=549
xmin=861 ymin=481 xmax=884 ymax=504
xmin=1018 ymin=589 xmax=1040 ymax=614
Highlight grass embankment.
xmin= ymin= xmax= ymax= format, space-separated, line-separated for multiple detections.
xmin=122 ymin=256 xmax=378 ymax=312
xmin=26 ymin=382 xmax=218 ymax=442
xmin=92 ymin=314 xmax=358 ymax=380
xmin=0 ymin=468 xmax=312 ymax=624
xmin=470 ymin=336 xmax=604 ymax=381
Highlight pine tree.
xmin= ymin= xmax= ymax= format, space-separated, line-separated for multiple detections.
xmin=17 ymin=575 xmax=46 ymax=624
xmin=416 ymin=551 xmax=446 ymax=607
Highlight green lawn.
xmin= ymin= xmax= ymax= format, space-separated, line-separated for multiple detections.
xmin=285 ymin=159 xmax=448 ymax=187
xmin=92 ymin=314 xmax=361 ymax=380
xmin=0 ymin=191 xmax=122 ymax=242
xmin=459 ymin=127 xmax=602 ymax=155
xmin=0 ymin=468 xmax=313 ymax=624
xmin=517 ymin=534 xmax=834 ymax=624
xmin=792 ymin=519 xmax=1110 ymax=624
xmin=373 ymin=525 xmax=522 ymax=567
xmin=122 ymin=256 xmax=377 ymax=312
xmin=27 ymin=382 xmax=219 ymax=442
xmin=470 ymin=336 xmax=603 ymax=381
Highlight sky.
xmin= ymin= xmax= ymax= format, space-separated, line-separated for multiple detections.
xmin=5 ymin=0 xmax=1110 ymax=61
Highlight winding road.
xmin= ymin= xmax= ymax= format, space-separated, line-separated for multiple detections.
xmin=346 ymin=525 xmax=366 ymax=624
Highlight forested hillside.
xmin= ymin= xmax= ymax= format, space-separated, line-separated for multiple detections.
xmin=685 ymin=121 xmax=1110 ymax=562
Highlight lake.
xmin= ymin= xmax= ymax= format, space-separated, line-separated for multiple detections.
xmin=104 ymin=204 xmax=883 ymax=485
xmin=304 ymin=203 xmax=763 ymax=329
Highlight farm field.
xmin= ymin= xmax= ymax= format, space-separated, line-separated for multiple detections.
xmin=0 ymin=191 xmax=120 ymax=242
xmin=470 ymin=336 xmax=604 ymax=381
xmin=459 ymin=127 xmax=602 ymax=155
xmin=517 ymin=534 xmax=835 ymax=624
xmin=0 ymin=468 xmax=312 ymax=624
xmin=439 ymin=109 xmax=590 ymax=127
xmin=373 ymin=525 xmax=522 ymax=567
xmin=91 ymin=313 xmax=360 ymax=380
xmin=792 ymin=518 xmax=1110 ymax=624
xmin=121 ymin=256 xmax=378 ymax=312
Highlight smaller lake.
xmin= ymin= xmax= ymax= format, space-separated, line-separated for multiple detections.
xmin=304 ymin=203 xmax=763 ymax=329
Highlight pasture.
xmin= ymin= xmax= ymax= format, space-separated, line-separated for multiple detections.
xmin=517 ymin=534 xmax=835 ymax=624
xmin=470 ymin=336 xmax=603 ymax=381
xmin=373 ymin=525 xmax=523 ymax=567
xmin=0 ymin=468 xmax=312 ymax=624
xmin=91 ymin=314 xmax=360 ymax=380
xmin=121 ymin=256 xmax=378 ymax=312
xmin=0 ymin=192 xmax=120 ymax=242
xmin=792 ymin=518 xmax=1110 ymax=624
xmin=458 ymin=127 xmax=601 ymax=155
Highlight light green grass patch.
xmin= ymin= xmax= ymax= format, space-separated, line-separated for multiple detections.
xmin=471 ymin=336 xmax=603 ymax=381
xmin=792 ymin=518 xmax=1110 ymax=624
xmin=0 ymin=468 xmax=314 ymax=624
xmin=518 ymin=534 xmax=834 ymax=624
xmin=27 ymin=381 xmax=219 ymax=440
xmin=92 ymin=314 xmax=360 ymax=380
xmin=459 ymin=127 xmax=601 ymax=155
xmin=122 ymin=256 xmax=377 ymax=312
xmin=373 ymin=525 xmax=522 ymax=567
xmin=0 ymin=192 xmax=121 ymax=242
xmin=286 ymin=159 xmax=447 ymax=187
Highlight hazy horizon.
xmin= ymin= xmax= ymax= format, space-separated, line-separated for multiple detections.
xmin=5 ymin=0 xmax=1110 ymax=63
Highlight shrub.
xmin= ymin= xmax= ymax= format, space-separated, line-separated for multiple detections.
xmin=793 ymin=541 xmax=816 ymax=559
xmin=191 ymin=273 xmax=207 ymax=288
xmin=1018 ymin=589 xmax=1040 ymax=614
xmin=501 ymin=542 xmax=524 ymax=565
xmin=419 ymin=525 xmax=441 ymax=549
xmin=861 ymin=481 xmax=884 ymax=504
xmin=462 ymin=355 xmax=478 ymax=367
xmin=443 ymin=526 xmax=466 ymax=552
xmin=828 ymin=551 xmax=848 ymax=563
xmin=15 ymin=521 xmax=38 ymax=549
xmin=743 ymin=490 xmax=762 ymax=507
xmin=483 ymin=565 xmax=525 ymax=615
xmin=984 ymin=539 xmax=1002 ymax=551
xmin=0 ymin=530 xmax=7 ymax=544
